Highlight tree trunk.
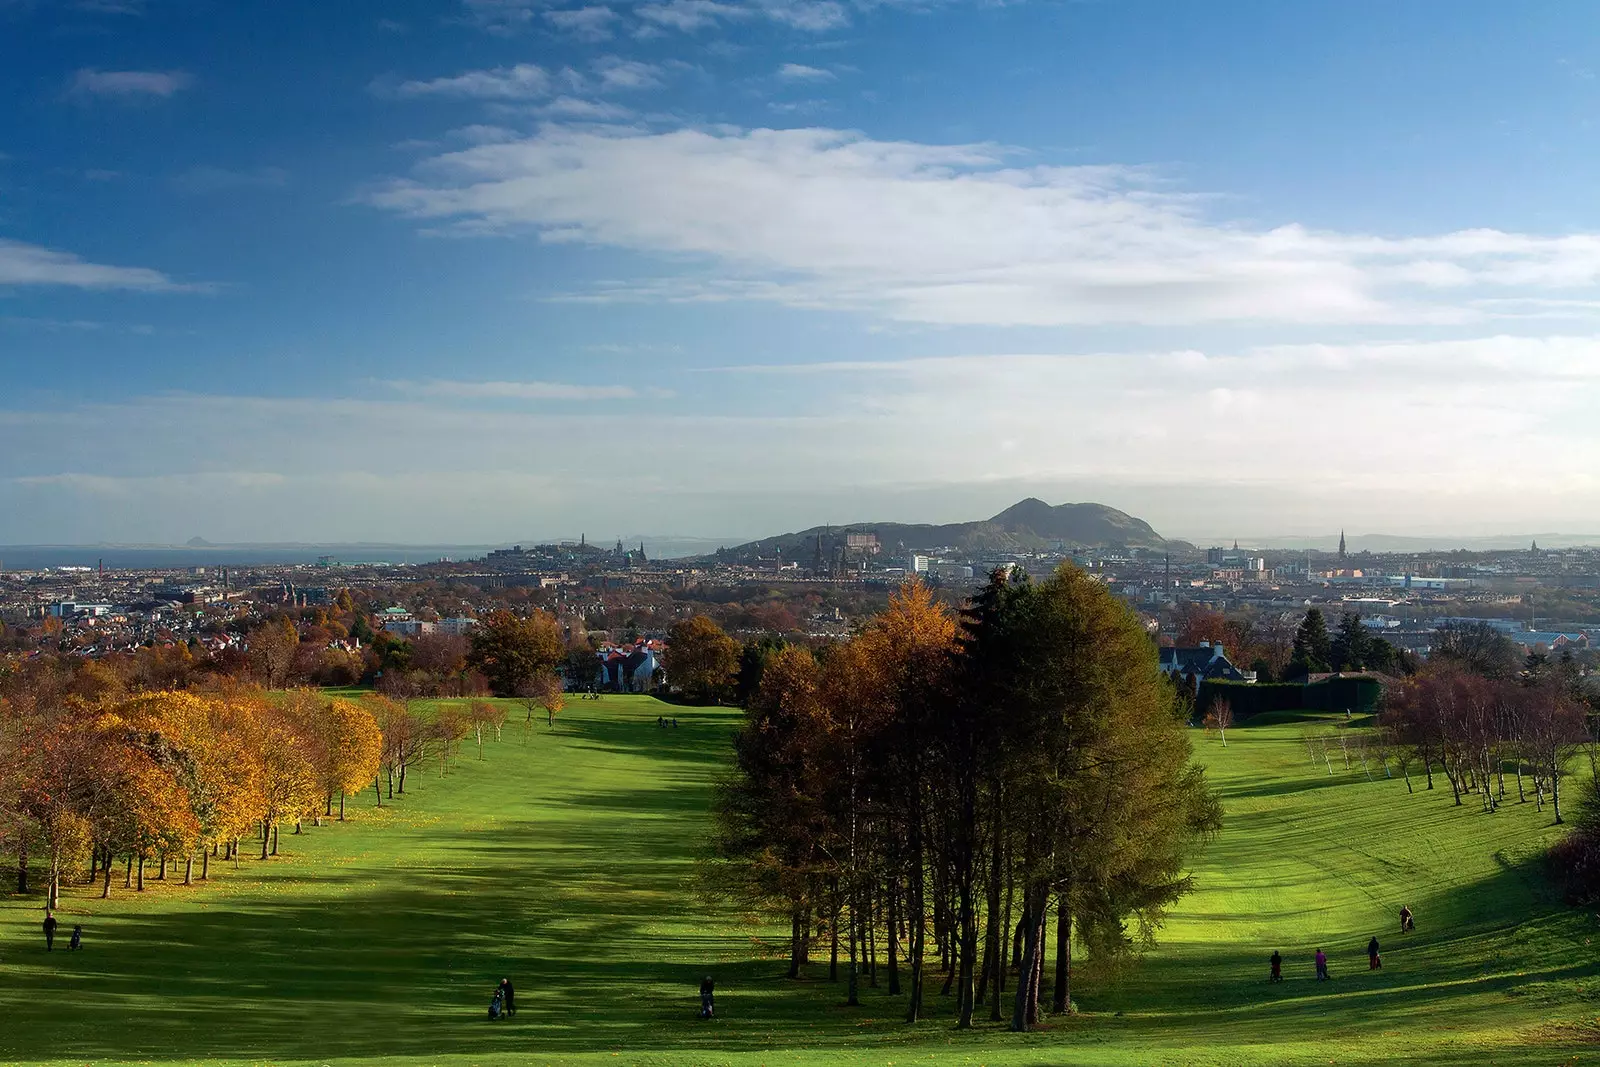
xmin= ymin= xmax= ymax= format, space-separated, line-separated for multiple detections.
xmin=136 ymin=855 xmax=145 ymax=891
xmin=905 ymin=829 xmax=926 ymax=1023
xmin=201 ymin=848 xmax=209 ymax=881
xmin=887 ymin=876 xmax=901 ymax=995
xmin=847 ymin=892 xmax=860 ymax=1006
xmin=1009 ymin=890 xmax=1045 ymax=1032
xmin=1030 ymin=902 xmax=1043 ymax=1023
xmin=156 ymin=852 xmax=166 ymax=880
xmin=16 ymin=837 xmax=27 ymax=895
xmin=272 ymin=824 xmax=280 ymax=855
xmin=123 ymin=854 xmax=132 ymax=889
xmin=261 ymin=820 xmax=270 ymax=860
xmin=1552 ymin=760 xmax=1564 ymax=824
xmin=829 ymin=889 xmax=840 ymax=982
xmin=956 ymin=857 xmax=978 ymax=1027
xmin=101 ymin=857 xmax=112 ymax=898
xmin=325 ymin=793 xmax=333 ymax=818
xmin=867 ymin=885 xmax=878 ymax=988
xmin=788 ymin=906 xmax=804 ymax=979
xmin=1053 ymin=892 xmax=1073 ymax=1014
xmin=340 ymin=792 xmax=347 ymax=821
xmin=183 ymin=856 xmax=193 ymax=886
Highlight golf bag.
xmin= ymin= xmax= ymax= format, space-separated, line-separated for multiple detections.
xmin=488 ymin=991 xmax=503 ymax=1020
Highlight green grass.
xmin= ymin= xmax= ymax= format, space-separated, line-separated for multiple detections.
xmin=4 ymin=695 xmax=1599 ymax=1066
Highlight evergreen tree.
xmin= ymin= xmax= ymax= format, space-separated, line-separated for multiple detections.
xmin=1288 ymin=609 xmax=1332 ymax=678
xmin=1329 ymin=612 xmax=1369 ymax=672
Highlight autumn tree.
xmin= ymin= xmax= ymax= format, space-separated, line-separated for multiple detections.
xmin=249 ymin=616 xmax=301 ymax=689
xmin=467 ymin=610 xmax=564 ymax=697
xmin=714 ymin=644 xmax=832 ymax=979
xmin=250 ymin=699 xmax=319 ymax=858
xmin=468 ymin=700 xmax=506 ymax=758
xmin=664 ymin=615 xmax=740 ymax=704
xmin=367 ymin=693 xmax=431 ymax=798
xmin=320 ymin=698 xmax=384 ymax=820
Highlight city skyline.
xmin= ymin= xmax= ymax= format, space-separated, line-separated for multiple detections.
xmin=7 ymin=1 xmax=1600 ymax=542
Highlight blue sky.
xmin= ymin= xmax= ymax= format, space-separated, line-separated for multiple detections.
xmin=5 ymin=0 xmax=1600 ymax=544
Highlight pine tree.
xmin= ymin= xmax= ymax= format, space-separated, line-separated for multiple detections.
xmin=1289 ymin=609 xmax=1332 ymax=678
xmin=1329 ymin=612 xmax=1369 ymax=672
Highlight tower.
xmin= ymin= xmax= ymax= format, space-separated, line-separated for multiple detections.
xmin=1338 ymin=530 xmax=1346 ymax=561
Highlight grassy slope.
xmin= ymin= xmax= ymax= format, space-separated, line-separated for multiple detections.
xmin=2 ymin=697 xmax=1598 ymax=1067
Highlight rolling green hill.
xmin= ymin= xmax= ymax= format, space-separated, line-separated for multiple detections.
xmin=2 ymin=697 xmax=1596 ymax=1066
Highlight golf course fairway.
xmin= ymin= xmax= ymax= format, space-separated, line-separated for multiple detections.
xmin=3 ymin=695 xmax=1597 ymax=1066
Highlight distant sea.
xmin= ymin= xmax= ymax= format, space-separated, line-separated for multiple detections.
xmin=0 ymin=537 xmax=743 ymax=571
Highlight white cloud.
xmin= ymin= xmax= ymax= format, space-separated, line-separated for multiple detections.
xmin=757 ymin=0 xmax=847 ymax=30
xmin=368 ymin=123 xmax=1600 ymax=327
xmin=459 ymin=0 xmax=540 ymax=33
xmin=776 ymin=62 xmax=833 ymax=80
xmin=388 ymin=64 xmax=552 ymax=100
xmin=70 ymin=68 xmax=191 ymax=99
xmin=539 ymin=96 xmax=633 ymax=120
xmin=0 ymin=238 xmax=185 ymax=291
xmin=636 ymin=0 xmax=749 ymax=31
xmin=591 ymin=55 xmax=666 ymax=90
xmin=387 ymin=379 xmax=643 ymax=400
xmin=171 ymin=165 xmax=290 ymax=193
xmin=545 ymin=4 xmax=618 ymax=39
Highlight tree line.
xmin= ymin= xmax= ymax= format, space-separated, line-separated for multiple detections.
xmin=711 ymin=570 xmax=1221 ymax=1031
xmin=0 ymin=665 xmax=503 ymax=909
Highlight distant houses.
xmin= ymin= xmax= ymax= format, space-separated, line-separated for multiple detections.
xmin=578 ymin=640 xmax=667 ymax=693
xmin=1158 ymin=641 xmax=1256 ymax=684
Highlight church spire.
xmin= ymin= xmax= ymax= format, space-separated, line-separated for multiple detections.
xmin=1338 ymin=529 xmax=1347 ymax=561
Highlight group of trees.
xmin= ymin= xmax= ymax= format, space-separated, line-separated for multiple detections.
xmin=0 ymin=671 xmax=447 ymax=909
xmin=1173 ymin=604 xmax=1417 ymax=683
xmin=714 ymin=571 xmax=1220 ymax=1031
xmin=1382 ymin=664 xmax=1590 ymax=822
xmin=1286 ymin=608 xmax=1413 ymax=679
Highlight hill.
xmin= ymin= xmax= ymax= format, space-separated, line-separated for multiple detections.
xmin=716 ymin=498 xmax=1169 ymax=563
xmin=2 ymin=696 xmax=1594 ymax=1066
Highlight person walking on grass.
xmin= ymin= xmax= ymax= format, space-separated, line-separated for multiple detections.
xmin=1315 ymin=948 xmax=1329 ymax=981
xmin=1367 ymin=937 xmax=1382 ymax=970
xmin=1269 ymin=950 xmax=1282 ymax=983
xmin=1399 ymin=905 xmax=1414 ymax=933
xmin=699 ymin=975 xmax=716 ymax=1018
xmin=499 ymin=978 xmax=516 ymax=1016
xmin=42 ymin=910 xmax=58 ymax=952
